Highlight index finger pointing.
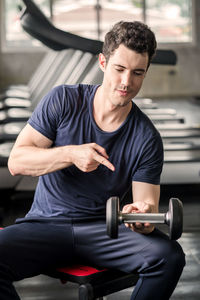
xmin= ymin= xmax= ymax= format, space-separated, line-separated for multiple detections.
xmin=93 ymin=152 xmax=115 ymax=171
xmin=92 ymin=143 xmax=109 ymax=159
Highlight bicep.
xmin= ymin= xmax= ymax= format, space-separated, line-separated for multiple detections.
xmin=132 ymin=181 xmax=160 ymax=211
xmin=12 ymin=123 xmax=53 ymax=149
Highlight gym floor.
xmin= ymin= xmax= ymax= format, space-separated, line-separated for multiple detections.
xmin=1 ymin=97 xmax=200 ymax=299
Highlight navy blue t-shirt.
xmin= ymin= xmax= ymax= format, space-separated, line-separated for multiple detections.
xmin=26 ymin=84 xmax=163 ymax=219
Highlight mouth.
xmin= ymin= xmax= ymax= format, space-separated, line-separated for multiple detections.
xmin=117 ymin=89 xmax=129 ymax=97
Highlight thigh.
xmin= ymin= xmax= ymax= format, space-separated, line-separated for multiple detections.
xmin=0 ymin=222 xmax=75 ymax=280
xmin=73 ymin=221 xmax=183 ymax=274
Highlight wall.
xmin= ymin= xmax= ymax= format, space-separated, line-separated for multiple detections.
xmin=0 ymin=0 xmax=200 ymax=99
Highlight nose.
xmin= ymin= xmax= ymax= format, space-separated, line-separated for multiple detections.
xmin=121 ymin=71 xmax=131 ymax=87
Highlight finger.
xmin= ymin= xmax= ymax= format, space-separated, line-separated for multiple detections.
xmin=135 ymin=223 xmax=155 ymax=233
xmin=92 ymin=143 xmax=109 ymax=159
xmin=125 ymin=223 xmax=134 ymax=230
xmin=122 ymin=205 xmax=135 ymax=214
xmin=122 ymin=205 xmax=131 ymax=213
xmin=130 ymin=224 xmax=134 ymax=231
xmin=135 ymin=222 xmax=143 ymax=229
xmin=93 ymin=151 xmax=115 ymax=171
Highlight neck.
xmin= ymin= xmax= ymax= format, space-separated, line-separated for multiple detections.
xmin=93 ymin=86 xmax=132 ymax=132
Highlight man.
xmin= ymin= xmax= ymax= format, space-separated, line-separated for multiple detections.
xmin=0 ymin=21 xmax=185 ymax=299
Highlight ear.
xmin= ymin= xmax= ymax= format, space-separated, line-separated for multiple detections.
xmin=99 ymin=53 xmax=106 ymax=72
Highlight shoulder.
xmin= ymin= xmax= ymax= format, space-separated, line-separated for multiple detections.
xmin=132 ymin=102 xmax=161 ymax=141
xmin=40 ymin=84 xmax=97 ymax=111
xmin=61 ymin=84 xmax=98 ymax=97
xmin=45 ymin=84 xmax=97 ymax=100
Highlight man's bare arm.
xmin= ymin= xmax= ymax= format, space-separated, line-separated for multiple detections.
xmin=122 ymin=181 xmax=160 ymax=234
xmin=132 ymin=181 xmax=160 ymax=213
xmin=8 ymin=124 xmax=115 ymax=177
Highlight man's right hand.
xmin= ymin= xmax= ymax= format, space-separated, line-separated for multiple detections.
xmin=8 ymin=124 xmax=115 ymax=176
xmin=69 ymin=143 xmax=115 ymax=172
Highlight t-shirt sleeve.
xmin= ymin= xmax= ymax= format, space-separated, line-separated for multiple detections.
xmin=132 ymin=133 xmax=164 ymax=185
xmin=28 ymin=85 xmax=66 ymax=141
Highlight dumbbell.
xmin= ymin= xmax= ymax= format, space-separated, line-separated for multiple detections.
xmin=106 ymin=197 xmax=183 ymax=240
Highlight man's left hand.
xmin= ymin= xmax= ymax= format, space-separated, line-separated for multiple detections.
xmin=122 ymin=201 xmax=156 ymax=234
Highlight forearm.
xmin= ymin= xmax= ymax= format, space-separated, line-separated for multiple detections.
xmin=122 ymin=182 xmax=160 ymax=234
xmin=8 ymin=145 xmax=73 ymax=177
xmin=8 ymin=142 xmax=115 ymax=177
xmin=132 ymin=182 xmax=160 ymax=213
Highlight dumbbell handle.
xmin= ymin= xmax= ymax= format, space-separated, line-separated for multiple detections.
xmin=119 ymin=212 xmax=170 ymax=225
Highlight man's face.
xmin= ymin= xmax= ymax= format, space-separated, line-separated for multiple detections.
xmin=99 ymin=44 xmax=148 ymax=108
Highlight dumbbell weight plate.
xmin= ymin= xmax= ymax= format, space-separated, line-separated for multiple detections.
xmin=168 ymin=198 xmax=183 ymax=240
xmin=106 ymin=197 xmax=119 ymax=239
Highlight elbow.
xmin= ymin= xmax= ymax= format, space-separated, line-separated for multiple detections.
xmin=7 ymin=162 xmax=16 ymax=176
xmin=8 ymin=157 xmax=40 ymax=177
xmin=7 ymin=157 xmax=20 ymax=176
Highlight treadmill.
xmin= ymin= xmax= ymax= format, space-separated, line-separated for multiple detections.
xmin=4 ymin=0 xmax=197 ymax=191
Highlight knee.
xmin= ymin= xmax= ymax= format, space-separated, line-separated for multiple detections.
xmin=142 ymin=233 xmax=185 ymax=273
xmin=0 ymin=228 xmax=16 ymax=261
xmin=167 ymin=241 xmax=185 ymax=272
xmin=153 ymin=239 xmax=186 ymax=275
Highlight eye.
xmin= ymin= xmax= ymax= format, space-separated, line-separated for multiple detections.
xmin=115 ymin=68 xmax=124 ymax=72
xmin=133 ymin=71 xmax=144 ymax=76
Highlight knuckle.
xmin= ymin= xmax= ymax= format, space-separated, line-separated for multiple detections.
xmin=91 ymin=142 xmax=97 ymax=148
xmin=101 ymin=158 xmax=106 ymax=164
xmin=83 ymin=166 xmax=89 ymax=172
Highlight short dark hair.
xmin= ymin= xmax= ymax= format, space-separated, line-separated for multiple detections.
xmin=102 ymin=21 xmax=157 ymax=67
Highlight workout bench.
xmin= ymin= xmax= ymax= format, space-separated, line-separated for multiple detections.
xmin=0 ymin=228 xmax=138 ymax=300
xmin=48 ymin=264 xmax=139 ymax=300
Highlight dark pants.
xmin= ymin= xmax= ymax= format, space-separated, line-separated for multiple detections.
xmin=0 ymin=219 xmax=185 ymax=300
